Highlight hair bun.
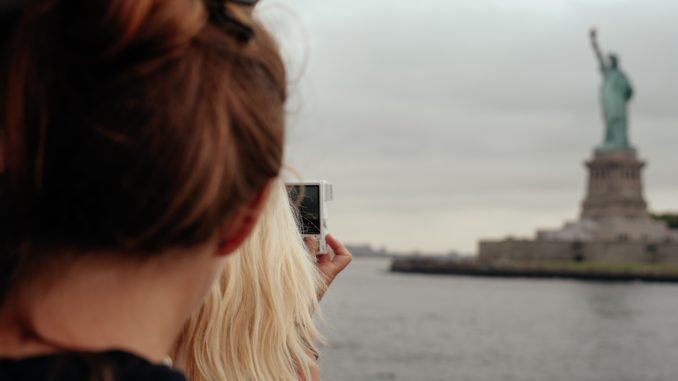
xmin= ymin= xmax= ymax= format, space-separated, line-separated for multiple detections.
xmin=53 ymin=0 xmax=204 ymax=64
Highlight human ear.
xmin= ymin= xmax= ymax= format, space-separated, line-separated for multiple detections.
xmin=216 ymin=179 xmax=273 ymax=256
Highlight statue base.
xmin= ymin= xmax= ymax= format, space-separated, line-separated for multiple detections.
xmin=478 ymin=147 xmax=678 ymax=264
xmin=594 ymin=141 xmax=635 ymax=154
xmin=581 ymin=149 xmax=647 ymax=220
xmin=529 ymin=149 xmax=677 ymax=244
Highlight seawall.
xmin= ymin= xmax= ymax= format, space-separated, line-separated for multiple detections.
xmin=390 ymin=257 xmax=678 ymax=283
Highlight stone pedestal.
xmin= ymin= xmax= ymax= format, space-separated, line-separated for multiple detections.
xmin=479 ymin=148 xmax=678 ymax=263
xmin=535 ymin=149 xmax=677 ymax=244
xmin=581 ymin=150 xmax=647 ymax=220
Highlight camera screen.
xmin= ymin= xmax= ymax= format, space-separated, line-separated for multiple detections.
xmin=287 ymin=185 xmax=321 ymax=235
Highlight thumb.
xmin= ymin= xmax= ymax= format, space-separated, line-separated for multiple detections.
xmin=326 ymin=234 xmax=352 ymax=272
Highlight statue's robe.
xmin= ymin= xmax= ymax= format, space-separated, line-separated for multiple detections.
xmin=599 ymin=66 xmax=633 ymax=150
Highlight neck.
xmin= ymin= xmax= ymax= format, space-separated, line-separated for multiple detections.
xmin=0 ymin=247 xmax=220 ymax=362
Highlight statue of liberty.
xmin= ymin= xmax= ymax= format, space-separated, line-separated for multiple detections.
xmin=590 ymin=28 xmax=634 ymax=151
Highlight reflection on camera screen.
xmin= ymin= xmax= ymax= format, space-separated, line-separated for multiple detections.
xmin=287 ymin=185 xmax=321 ymax=235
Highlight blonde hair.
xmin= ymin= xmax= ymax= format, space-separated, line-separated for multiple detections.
xmin=173 ymin=179 xmax=324 ymax=381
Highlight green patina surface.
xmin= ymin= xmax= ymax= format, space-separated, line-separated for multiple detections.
xmin=590 ymin=30 xmax=634 ymax=152
xmin=598 ymin=66 xmax=633 ymax=151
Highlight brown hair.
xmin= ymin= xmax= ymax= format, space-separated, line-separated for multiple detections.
xmin=0 ymin=0 xmax=286 ymax=295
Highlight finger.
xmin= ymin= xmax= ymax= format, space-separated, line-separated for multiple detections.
xmin=303 ymin=236 xmax=320 ymax=256
xmin=325 ymin=234 xmax=348 ymax=256
xmin=316 ymin=253 xmax=332 ymax=265
xmin=325 ymin=234 xmax=352 ymax=271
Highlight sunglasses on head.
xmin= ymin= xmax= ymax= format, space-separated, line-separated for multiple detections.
xmin=208 ymin=0 xmax=260 ymax=42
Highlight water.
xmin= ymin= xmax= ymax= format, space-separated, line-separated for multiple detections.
xmin=318 ymin=258 xmax=678 ymax=381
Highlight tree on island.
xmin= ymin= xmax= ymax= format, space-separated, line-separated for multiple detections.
xmin=651 ymin=213 xmax=678 ymax=230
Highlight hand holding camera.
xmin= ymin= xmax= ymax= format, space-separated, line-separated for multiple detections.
xmin=286 ymin=180 xmax=333 ymax=254
xmin=286 ymin=180 xmax=351 ymax=299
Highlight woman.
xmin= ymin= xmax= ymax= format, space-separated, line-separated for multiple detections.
xmin=0 ymin=0 xmax=286 ymax=380
xmin=173 ymin=179 xmax=352 ymax=381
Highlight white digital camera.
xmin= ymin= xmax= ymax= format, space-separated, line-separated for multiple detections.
xmin=285 ymin=180 xmax=333 ymax=254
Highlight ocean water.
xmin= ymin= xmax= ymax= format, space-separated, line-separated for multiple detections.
xmin=318 ymin=258 xmax=678 ymax=381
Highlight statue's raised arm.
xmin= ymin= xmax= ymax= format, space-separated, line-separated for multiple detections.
xmin=590 ymin=28 xmax=606 ymax=71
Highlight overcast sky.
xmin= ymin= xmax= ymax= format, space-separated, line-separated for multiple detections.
xmin=259 ymin=0 xmax=678 ymax=254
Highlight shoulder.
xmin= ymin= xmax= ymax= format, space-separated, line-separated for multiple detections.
xmin=0 ymin=350 xmax=187 ymax=381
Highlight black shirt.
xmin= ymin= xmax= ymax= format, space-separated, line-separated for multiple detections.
xmin=0 ymin=350 xmax=187 ymax=381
